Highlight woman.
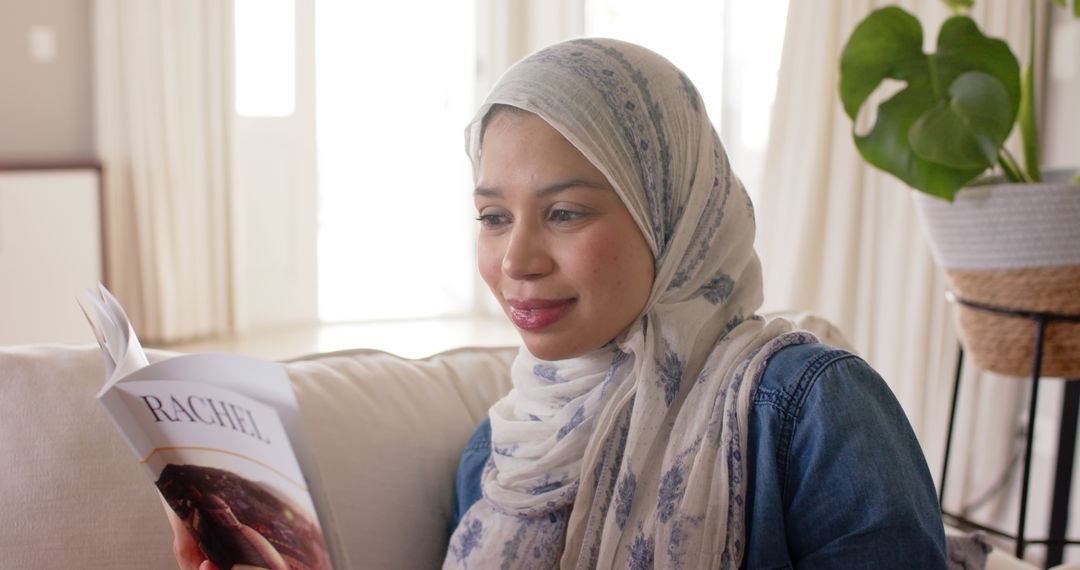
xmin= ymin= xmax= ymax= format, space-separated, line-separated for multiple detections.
xmin=445 ymin=38 xmax=946 ymax=569
xmin=172 ymin=38 xmax=946 ymax=569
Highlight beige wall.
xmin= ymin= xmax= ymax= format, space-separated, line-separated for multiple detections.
xmin=0 ymin=0 xmax=94 ymax=162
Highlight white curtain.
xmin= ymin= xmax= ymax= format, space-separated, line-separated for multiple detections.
xmin=757 ymin=0 xmax=1053 ymax=552
xmin=94 ymin=0 xmax=237 ymax=343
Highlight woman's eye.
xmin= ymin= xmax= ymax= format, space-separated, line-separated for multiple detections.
xmin=476 ymin=212 xmax=509 ymax=228
xmin=548 ymin=209 xmax=586 ymax=223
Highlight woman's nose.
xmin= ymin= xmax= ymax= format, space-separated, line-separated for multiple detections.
xmin=502 ymin=223 xmax=553 ymax=280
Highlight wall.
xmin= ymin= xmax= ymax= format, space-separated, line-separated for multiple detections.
xmin=0 ymin=0 xmax=94 ymax=162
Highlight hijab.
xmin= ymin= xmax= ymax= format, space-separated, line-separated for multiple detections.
xmin=445 ymin=38 xmax=815 ymax=569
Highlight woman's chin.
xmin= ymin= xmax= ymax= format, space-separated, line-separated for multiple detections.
xmin=518 ymin=334 xmax=594 ymax=362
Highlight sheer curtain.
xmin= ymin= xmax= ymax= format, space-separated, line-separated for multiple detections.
xmin=94 ymin=0 xmax=237 ymax=343
xmin=757 ymin=0 xmax=1057 ymax=554
xmin=756 ymin=0 xmax=958 ymax=438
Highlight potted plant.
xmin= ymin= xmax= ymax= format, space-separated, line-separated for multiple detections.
xmin=839 ymin=0 xmax=1080 ymax=378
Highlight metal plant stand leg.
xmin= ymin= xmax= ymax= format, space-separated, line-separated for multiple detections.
xmin=939 ymin=348 xmax=965 ymax=508
xmin=1046 ymin=380 xmax=1080 ymax=566
xmin=1015 ymin=374 xmax=1042 ymax=558
xmin=939 ymin=296 xmax=1080 ymax=566
xmin=1015 ymin=318 xmax=1048 ymax=559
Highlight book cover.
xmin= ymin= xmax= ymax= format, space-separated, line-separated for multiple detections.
xmin=81 ymin=285 xmax=342 ymax=570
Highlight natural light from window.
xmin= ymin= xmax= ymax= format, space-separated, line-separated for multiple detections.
xmin=585 ymin=0 xmax=789 ymax=199
xmin=236 ymin=1 xmax=788 ymax=324
xmin=314 ymin=1 xmax=477 ymax=322
xmin=234 ymin=0 xmax=296 ymax=117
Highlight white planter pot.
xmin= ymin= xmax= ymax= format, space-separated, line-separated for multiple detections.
xmin=915 ymin=171 xmax=1080 ymax=378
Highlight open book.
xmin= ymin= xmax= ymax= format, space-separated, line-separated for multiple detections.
xmin=80 ymin=285 xmax=346 ymax=570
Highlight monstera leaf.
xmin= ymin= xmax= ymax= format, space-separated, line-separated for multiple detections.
xmin=840 ymin=6 xmax=1021 ymax=201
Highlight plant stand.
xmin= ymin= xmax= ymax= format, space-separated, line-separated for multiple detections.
xmin=939 ymin=294 xmax=1080 ymax=565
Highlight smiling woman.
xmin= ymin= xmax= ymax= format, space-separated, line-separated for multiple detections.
xmin=474 ymin=108 xmax=654 ymax=360
xmin=167 ymin=35 xmax=951 ymax=570
xmin=445 ymin=38 xmax=948 ymax=569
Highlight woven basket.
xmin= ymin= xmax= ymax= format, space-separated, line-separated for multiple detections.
xmin=946 ymin=266 xmax=1080 ymax=378
xmin=917 ymin=172 xmax=1080 ymax=378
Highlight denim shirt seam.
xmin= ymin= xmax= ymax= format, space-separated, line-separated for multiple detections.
xmin=775 ymin=349 xmax=857 ymax=503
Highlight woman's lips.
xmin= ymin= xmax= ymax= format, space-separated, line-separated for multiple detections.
xmin=507 ymin=298 xmax=577 ymax=330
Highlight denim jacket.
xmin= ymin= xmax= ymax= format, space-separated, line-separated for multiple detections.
xmin=451 ymin=343 xmax=948 ymax=568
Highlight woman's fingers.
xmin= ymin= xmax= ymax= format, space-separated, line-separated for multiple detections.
xmin=171 ymin=530 xmax=207 ymax=570
xmin=162 ymin=495 xmax=210 ymax=570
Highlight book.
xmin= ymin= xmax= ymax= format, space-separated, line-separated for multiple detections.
xmin=80 ymin=284 xmax=345 ymax=570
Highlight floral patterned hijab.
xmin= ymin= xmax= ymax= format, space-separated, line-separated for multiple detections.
xmin=446 ymin=38 xmax=814 ymax=569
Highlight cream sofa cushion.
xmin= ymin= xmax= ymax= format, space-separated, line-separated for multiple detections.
xmin=286 ymin=347 xmax=514 ymax=568
xmin=0 ymin=343 xmax=515 ymax=570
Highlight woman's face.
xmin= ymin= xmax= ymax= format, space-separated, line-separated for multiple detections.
xmin=475 ymin=110 xmax=655 ymax=361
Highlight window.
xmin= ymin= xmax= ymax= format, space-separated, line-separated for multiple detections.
xmin=315 ymin=1 xmax=477 ymax=322
xmin=234 ymin=0 xmax=296 ymax=117
xmin=311 ymin=1 xmax=787 ymax=324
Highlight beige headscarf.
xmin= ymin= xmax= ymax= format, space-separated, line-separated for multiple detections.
xmin=446 ymin=38 xmax=815 ymax=569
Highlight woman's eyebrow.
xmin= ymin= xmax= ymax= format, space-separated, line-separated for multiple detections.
xmin=473 ymin=186 xmax=501 ymax=197
xmin=474 ymin=179 xmax=608 ymax=198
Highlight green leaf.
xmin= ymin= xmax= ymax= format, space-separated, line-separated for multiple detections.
xmin=932 ymin=17 xmax=1021 ymax=115
xmin=839 ymin=8 xmax=1021 ymax=200
xmin=840 ymin=7 xmax=925 ymax=121
xmin=909 ymin=72 xmax=1012 ymax=169
xmin=1050 ymin=0 xmax=1066 ymax=7
xmin=1019 ymin=63 xmax=1041 ymax=181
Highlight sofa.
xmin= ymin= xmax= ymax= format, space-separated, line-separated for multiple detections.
xmin=2 ymin=343 xmax=515 ymax=569
xmin=0 ymin=336 xmax=1065 ymax=569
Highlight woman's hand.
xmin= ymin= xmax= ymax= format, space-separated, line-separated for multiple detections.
xmin=162 ymin=497 xmax=220 ymax=570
